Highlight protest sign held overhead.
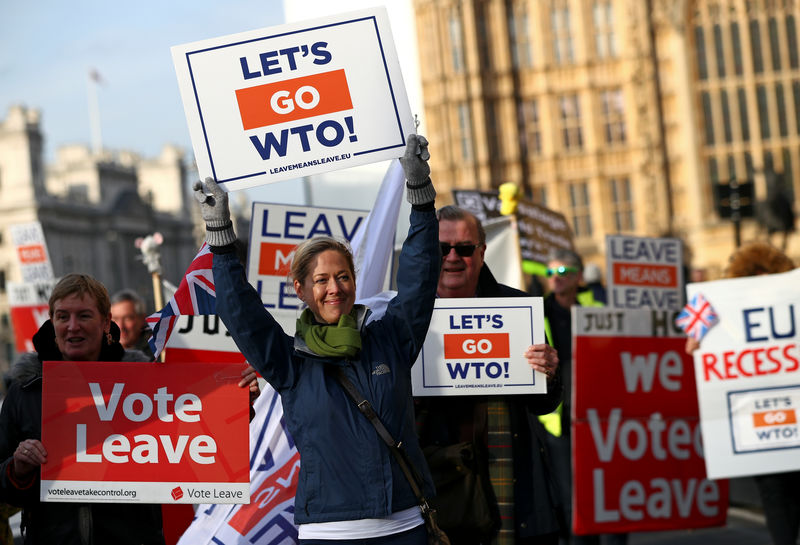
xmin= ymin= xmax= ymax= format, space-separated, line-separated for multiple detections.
xmin=411 ymin=297 xmax=548 ymax=396
xmin=606 ymin=234 xmax=684 ymax=311
xmin=41 ymin=361 xmax=250 ymax=504
xmin=687 ymin=268 xmax=800 ymax=480
xmin=571 ymin=307 xmax=727 ymax=535
xmin=172 ymin=7 xmax=414 ymax=191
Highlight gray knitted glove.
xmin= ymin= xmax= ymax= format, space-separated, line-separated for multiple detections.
xmin=400 ymin=134 xmax=436 ymax=206
xmin=193 ymin=177 xmax=237 ymax=247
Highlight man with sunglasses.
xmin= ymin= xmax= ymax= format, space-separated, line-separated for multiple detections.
xmin=416 ymin=206 xmax=563 ymax=545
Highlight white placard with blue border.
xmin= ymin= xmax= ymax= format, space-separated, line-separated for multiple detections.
xmin=171 ymin=7 xmax=414 ymax=192
xmin=688 ymin=268 xmax=800 ymax=479
xmin=412 ymin=297 xmax=547 ymax=396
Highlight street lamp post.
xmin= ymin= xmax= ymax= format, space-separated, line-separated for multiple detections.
xmin=729 ymin=177 xmax=742 ymax=248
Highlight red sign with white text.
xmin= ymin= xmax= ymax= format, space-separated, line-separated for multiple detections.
xmin=41 ymin=361 xmax=250 ymax=503
xmin=571 ymin=308 xmax=727 ymax=534
xmin=9 ymin=305 xmax=49 ymax=353
xmin=443 ymin=333 xmax=510 ymax=359
xmin=258 ymin=242 xmax=297 ymax=276
xmin=17 ymin=244 xmax=48 ymax=264
xmin=7 ymin=281 xmax=57 ymax=353
xmin=612 ymin=262 xmax=677 ymax=288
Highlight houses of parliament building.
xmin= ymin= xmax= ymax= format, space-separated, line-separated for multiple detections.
xmin=412 ymin=0 xmax=800 ymax=276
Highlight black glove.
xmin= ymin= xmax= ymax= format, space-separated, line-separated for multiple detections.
xmin=193 ymin=177 xmax=237 ymax=247
xmin=400 ymin=134 xmax=436 ymax=206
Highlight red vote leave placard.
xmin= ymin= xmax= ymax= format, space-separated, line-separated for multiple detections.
xmin=571 ymin=308 xmax=728 ymax=535
xmin=41 ymin=361 xmax=250 ymax=504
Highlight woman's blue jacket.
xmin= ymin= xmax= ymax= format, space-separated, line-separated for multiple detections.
xmin=213 ymin=207 xmax=439 ymax=524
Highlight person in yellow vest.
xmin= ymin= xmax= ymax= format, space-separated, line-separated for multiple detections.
xmin=538 ymin=249 xmax=625 ymax=545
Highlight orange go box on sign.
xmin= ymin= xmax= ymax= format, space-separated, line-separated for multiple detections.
xmin=236 ymin=69 xmax=353 ymax=130
xmin=443 ymin=333 xmax=510 ymax=359
xmin=753 ymin=409 xmax=798 ymax=427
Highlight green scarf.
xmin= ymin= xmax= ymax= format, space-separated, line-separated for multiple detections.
xmin=296 ymin=308 xmax=362 ymax=358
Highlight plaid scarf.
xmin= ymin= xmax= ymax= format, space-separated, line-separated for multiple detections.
xmin=488 ymin=399 xmax=514 ymax=544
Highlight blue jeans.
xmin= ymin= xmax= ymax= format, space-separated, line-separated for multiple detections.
xmin=300 ymin=524 xmax=427 ymax=545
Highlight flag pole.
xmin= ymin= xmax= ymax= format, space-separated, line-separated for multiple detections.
xmin=151 ymin=271 xmax=165 ymax=362
xmin=87 ymin=69 xmax=103 ymax=155
xmin=136 ymin=233 xmax=166 ymax=361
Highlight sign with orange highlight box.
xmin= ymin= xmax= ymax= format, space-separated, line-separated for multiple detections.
xmin=412 ymin=297 xmax=548 ymax=396
xmin=41 ymin=361 xmax=250 ymax=503
xmin=9 ymin=222 xmax=54 ymax=283
xmin=171 ymin=7 xmax=414 ymax=192
xmin=246 ymin=202 xmax=367 ymax=335
xmin=606 ymin=235 xmax=684 ymax=311
xmin=687 ymin=268 xmax=800 ymax=479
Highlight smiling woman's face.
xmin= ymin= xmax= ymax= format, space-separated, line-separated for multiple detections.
xmin=52 ymin=293 xmax=111 ymax=361
xmin=294 ymin=249 xmax=356 ymax=324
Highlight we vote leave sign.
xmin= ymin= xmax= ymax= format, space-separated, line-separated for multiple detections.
xmin=688 ymin=268 xmax=800 ymax=479
xmin=41 ymin=361 xmax=250 ymax=504
xmin=172 ymin=8 xmax=414 ymax=191
xmin=412 ymin=297 xmax=547 ymax=396
xmin=572 ymin=307 xmax=727 ymax=535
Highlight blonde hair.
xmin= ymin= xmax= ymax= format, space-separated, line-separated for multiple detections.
xmin=290 ymin=237 xmax=355 ymax=285
xmin=49 ymin=273 xmax=110 ymax=317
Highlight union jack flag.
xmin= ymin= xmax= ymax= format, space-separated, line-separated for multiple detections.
xmin=147 ymin=243 xmax=216 ymax=359
xmin=675 ymin=292 xmax=719 ymax=342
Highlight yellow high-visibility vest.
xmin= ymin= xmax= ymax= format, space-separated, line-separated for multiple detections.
xmin=538 ymin=290 xmax=603 ymax=436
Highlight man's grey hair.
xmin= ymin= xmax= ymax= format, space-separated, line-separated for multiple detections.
xmin=546 ymin=248 xmax=584 ymax=270
xmin=111 ymin=289 xmax=146 ymax=315
xmin=436 ymin=205 xmax=486 ymax=246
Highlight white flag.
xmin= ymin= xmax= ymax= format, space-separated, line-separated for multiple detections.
xmin=351 ymin=159 xmax=405 ymax=301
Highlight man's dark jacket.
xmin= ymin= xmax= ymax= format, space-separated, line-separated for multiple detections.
xmin=416 ymin=264 xmax=564 ymax=542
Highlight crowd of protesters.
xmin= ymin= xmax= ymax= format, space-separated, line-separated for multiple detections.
xmin=0 ymin=133 xmax=795 ymax=545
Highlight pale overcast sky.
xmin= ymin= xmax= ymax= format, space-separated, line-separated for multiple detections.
xmin=0 ymin=0 xmax=423 ymax=208
xmin=1 ymin=1 xmax=285 ymax=160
